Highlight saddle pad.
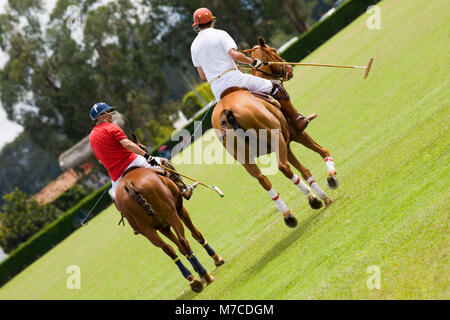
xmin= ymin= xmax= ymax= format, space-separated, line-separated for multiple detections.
xmin=250 ymin=91 xmax=281 ymax=109
xmin=220 ymin=87 xmax=281 ymax=109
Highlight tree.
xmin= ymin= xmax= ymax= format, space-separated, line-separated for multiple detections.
xmin=0 ymin=188 xmax=61 ymax=253
xmin=82 ymin=0 xmax=173 ymax=147
xmin=280 ymin=0 xmax=310 ymax=34
xmin=0 ymin=132 xmax=62 ymax=206
xmin=0 ymin=0 xmax=173 ymax=152
xmin=0 ymin=0 xmax=102 ymax=155
xmin=0 ymin=0 xmax=327 ymax=156
xmin=148 ymin=0 xmax=313 ymax=78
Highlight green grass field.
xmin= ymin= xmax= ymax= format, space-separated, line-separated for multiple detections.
xmin=0 ymin=0 xmax=448 ymax=299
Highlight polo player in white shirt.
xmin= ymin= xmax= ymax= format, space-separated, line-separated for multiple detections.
xmin=190 ymin=7 xmax=317 ymax=133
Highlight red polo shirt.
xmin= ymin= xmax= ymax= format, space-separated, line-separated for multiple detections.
xmin=89 ymin=122 xmax=137 ymax=181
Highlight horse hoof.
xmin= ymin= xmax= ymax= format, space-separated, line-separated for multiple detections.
xmin=200 ymin=273 xmax=215 ymax=285
xmin=308 ymin=197 xmax=323 ymax=210
xmin=213 ymin=254 xmax=225 ymax=267
xmin=189 ymin=278 xmax=203 ymax=293
xmin=324 ymin=197 xmax=334 ymax=207
xmin=326 ymin=175 xmax=338 ymax=190
xmin=283 ymin=212 xmax=298 ymax=228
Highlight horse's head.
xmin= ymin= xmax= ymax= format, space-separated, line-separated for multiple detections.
xmin=130 ymin=131 xmax=148 ymax=152
xmin=241 ymin=37 xmax=293 ymax=82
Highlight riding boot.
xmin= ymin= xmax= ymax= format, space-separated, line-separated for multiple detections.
xmin=276 ymin=96 xmax=311 ymax=133
xmin=171 ymin=175 xmax=199 ymax=200
xmin=160 ymin=158 xmax=199 ymax=200
xmin=271 ymin=80 xmax=316 ymax=133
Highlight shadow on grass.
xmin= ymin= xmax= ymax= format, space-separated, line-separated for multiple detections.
xmin=176 ymin=287 xmax=197 ymax=300
xmin=175 ymin=207 xmax=325 ymax=300
xmin=237 ymin=209 xmax=322 ymax=281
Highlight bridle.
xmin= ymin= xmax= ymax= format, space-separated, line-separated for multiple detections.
xmin=240 ymin=46 xmax=293 ymax=82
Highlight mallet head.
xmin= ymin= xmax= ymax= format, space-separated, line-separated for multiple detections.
xmin=363 ymin=58 xmax=374 ymax=79
xmin=211 ymin=185 xmax=224 ymax=198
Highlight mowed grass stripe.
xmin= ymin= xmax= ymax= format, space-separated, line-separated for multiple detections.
xmin=0 ymin=0 xmax=448 ymax=299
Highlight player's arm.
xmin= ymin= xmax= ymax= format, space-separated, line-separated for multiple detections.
xmin=196 ymin=67 xmax=207 ymax=81
xmin=119 ymin=139 xmax=147 ymax=156
xmin=120 ymin=138 xmax=159 ymax=165
xmin=228 ymin=48 xmax=263 ymax=69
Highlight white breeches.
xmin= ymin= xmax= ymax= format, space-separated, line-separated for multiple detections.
xmin=210 ymin=70 xmax=273 ymax=102
xmin=109 ymin=155 xmax=162 ymax=200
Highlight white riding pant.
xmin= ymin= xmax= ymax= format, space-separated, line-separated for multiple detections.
xmin=109 ymin=155 xmax=162 ymax=200
xmin=210 ymin=70 xmax=273 ymax=102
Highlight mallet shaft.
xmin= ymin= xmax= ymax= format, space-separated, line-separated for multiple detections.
xmin=267 ymin=57 xmax=373 ymax=79
xmin=160 ymin=165 xmax=224 ymax=197
xmin=161 ymin=165 xmax=207 ymax=188
xmin=269 ymin=61 xmax=360 ymax=69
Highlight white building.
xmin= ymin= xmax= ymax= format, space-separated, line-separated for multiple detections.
xmin=0 ymin=246 xmax=7 ymax=263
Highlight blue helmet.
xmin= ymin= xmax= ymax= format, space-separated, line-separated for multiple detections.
xmin=90 ymin=102 xmax=115 ymax=121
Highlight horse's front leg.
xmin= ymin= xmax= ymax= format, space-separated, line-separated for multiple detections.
xmin=275 ymin=131 xmax=332 ymax=208
xmin=178 ymin=206 xmax=225 ymax=267
xmin=287 ymin=148 xmax=334 ymax=207
xmin=291 ymin=130 xmax=338 ymax=189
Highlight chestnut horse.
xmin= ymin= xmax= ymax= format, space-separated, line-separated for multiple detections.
xmin=114 ymin=136 xmax=224 ymax=293
xmin=211 ymin=38 xmax=335 ymax=227
xmin=242 ymin=37 xmax=338 ymax=189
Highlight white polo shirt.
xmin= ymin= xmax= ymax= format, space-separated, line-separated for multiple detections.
xmin=191 ymin=28 xmax=238 ymax=82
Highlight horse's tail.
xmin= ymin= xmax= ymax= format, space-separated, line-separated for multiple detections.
xmin=223 ymin=109 xmax=243 ymax=130
xmin=124 ymin=181 xmax=154 ymax=216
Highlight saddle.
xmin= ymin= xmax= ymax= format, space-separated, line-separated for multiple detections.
xmin=121 ymin=165 xmax=166 ymax=179
xmin=121 ymin=166 xmax=140 ymax=178
xmin=220 ymin=87 xmax=281 ymax=109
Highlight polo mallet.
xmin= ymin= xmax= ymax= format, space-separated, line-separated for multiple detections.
xmin=160 ymin=165 xmax=224 ymax=198
xmin=265 ymin=57 xmax=374 ymax=79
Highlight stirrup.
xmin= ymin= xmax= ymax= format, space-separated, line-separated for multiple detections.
xmin=181 ymin=182 xmax=199 ymax=200
xmin=295 ymin=113 xmax=317 ymax=132
xmin=294 ymin=115 xmax=309 ymax=133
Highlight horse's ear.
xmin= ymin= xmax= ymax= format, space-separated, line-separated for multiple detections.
xmin=130 ymin=131 xmax=139 ymax=143
xmin=258 ymin=37 xmax=266 ymax=47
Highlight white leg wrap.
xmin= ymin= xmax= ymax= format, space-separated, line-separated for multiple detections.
xmin=267 ymin=189 xmax=289 ymax=213
xmin=324 ymin=157 xmax=336 ymax=173
xmin=291 ymin=174 xmax=313 ymax=197
xmin=307 ymin=177 xmax=328 ymax=200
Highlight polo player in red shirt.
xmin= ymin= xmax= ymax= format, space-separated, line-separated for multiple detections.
xmin=89 ymin=102 xmax=197 ymax=203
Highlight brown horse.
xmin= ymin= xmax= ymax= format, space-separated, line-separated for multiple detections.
xmin=114 ymin=137 xmax=224 ymax=293
xmin=242 ymin=37 xmax=338 ymax=189
xmin=211 ymin=38 xmax=335 ymax=227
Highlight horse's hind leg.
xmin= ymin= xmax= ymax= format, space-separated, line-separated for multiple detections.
xmin=140 ymin=226 xmax=203 ymax=293
xmin=287 ymin=148 xmax=334 ymax=207
xmin=179 ymin=206 xmax=225 ymax=267
xmin=166 ymin=210 xmax=215 ymax=286
xmin=159 ymin=226 xmax=187 ymax=256
xmin=242 ymin=162 xmax=297 ymax=228
xmin=292 ymin=131 xmax=338 ymax=189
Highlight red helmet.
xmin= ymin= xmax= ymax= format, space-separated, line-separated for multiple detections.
xmin=192 ymin=8 xmax=216 ymax=32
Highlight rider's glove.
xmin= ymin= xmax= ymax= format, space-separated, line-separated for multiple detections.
xmin=143 ymin=153 xmax=159 ymax=166
xmin=250 ymin=58 xmax=263 ymax=70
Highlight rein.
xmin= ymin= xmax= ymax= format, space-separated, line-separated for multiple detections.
xmin=240 ymin=46 xmax=292 ymax=81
